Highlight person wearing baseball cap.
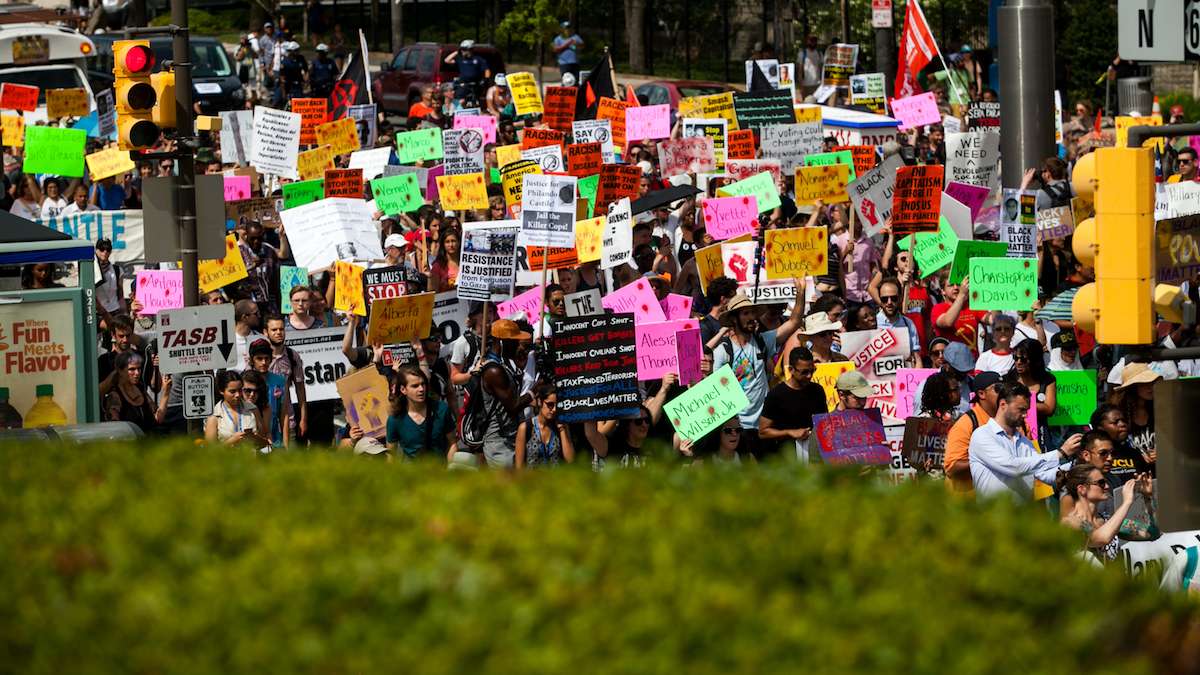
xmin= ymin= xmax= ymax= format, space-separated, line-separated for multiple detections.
xmin=942 ymin=371 xmax=1004 ymax=494
xmin=474 ymin=319 xmax=534 ymax=468
xmin=915 ymin=342 xmax=975 ymax=418
xmin=835 ymin=371 xmax=872 ymax=410
xmin=1048 ymin=331 xmax=1082 ymax=371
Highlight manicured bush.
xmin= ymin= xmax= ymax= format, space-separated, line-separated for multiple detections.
xmin=1 ymin=442 xmax=1197 ymax=674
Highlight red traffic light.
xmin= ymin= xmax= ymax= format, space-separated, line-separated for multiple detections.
xmin=123 ymin=44 xmax=154 ymax=74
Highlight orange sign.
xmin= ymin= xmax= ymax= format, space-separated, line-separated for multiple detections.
xmin=892 ymin=165 xmax=944 ymax=235
xmin=292 ymin=98 xmax=328 ymax=145
xmin=521 ymin=126 xmax=565 ymax=150
xmin=543 ymin=86 xmax=577 ymax=132
xmin=596 ymin=97 xmax=631 ymax=148
xmin=727 ymin=129 xmax=756 ymax=160
xmin=567 ymin=142 xmax=603 ymax=177
xmin=324 ymin=168 xmax=363 ymax=198
xmin=834 ymin=144 xmax=878 ymax=177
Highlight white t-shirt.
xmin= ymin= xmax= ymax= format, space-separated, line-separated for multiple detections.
xmin=61 ymin=202 xmax=100 ymax=217
xmin=40 ymin=197 xmax=68 ymax=219
xmin=975 ymin=349 xmax=1014 ymax=375
xmin=10 ymin=199 xmax=41 ymax=221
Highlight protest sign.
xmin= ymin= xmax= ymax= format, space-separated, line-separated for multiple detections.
xmin=572 ymin=119 xmax=615 ymax=161
xmin=602 ymin=276 xmax=667 ymax=322
xmin=2 ymin=113 xmax=24 ymax=147
xmin=635 ymin=318 xmax=700 ymax=380
xmin=813 ymin=408 xmax=892 ymax=465
xmin=282 ymin=179 xmax=323 ymax=209
xmin=732 ymin=90 xmax=795 ymax=131
xmin=665 ymin=364 xmax=751 ymax=441
xmin=453 ymin=113 xmax=498 ymax=145
xmin=941 ymin=192 xmax=973 ymax=241
xmin=85 ymin=146 xmax=135 ymax=181
xmin=1155 ymin=181 xmax=1200 ymax=221
xmin=134 ymin=270 xmax=183 ymax=315
xmin=908 ymin=219 xmax=959 ymax=276
xmin=500 ymin=159 xmax=541 ymax=210
xmin=945 ymin=131 xmax=1000 ymax=190
xmin=1000 ymin=189 xmax=1038 ymax=258
xmin=507 ymin=72 xmax=543 ymax=115
xmin=578 ymin=173 xmax=599 ymax=217
xmin=822 ymin=43 xmax=859 ymax=86
xmin=574 ymin=216 xmax=604 ymax=263
xmin=251 ymin=106 xmax=301 ymax=177
xmin=323 ymin=168 xmax=363 ymax=198
xmin=596 ymin=163 xmax=642 ymax=214
xmin=46 ymin=88 xmax=89 ymax=118
xmin=949 ymin=239 xmax=1008 ymax=284
xmin=284 ymin=327 xmax=351 ymax=401
xmin=333 ymin=260 xmax=368 ymax=316
xmin=679 ymin=91 xmax=739 ymax=130
xmin=966 ymin=101 xmax=1000 ymax=130
xmin=564 ymin=288 xmax=603 ymax=317
xmin=497 ymin=284 xmax=544 ymax=323
xmin=520 ymin=174 xmax=577 ymax=247
xmin=443 ymin=127 xmax=486 ymax=175
xmin=495 ymin=143 xmax=522 ymax=167
xmin=890 ymin=92 xmax=940 ymax=130
xmin=849 ymin=153 xmax=903 ymax=237
xmin=458 ymin=221 xmax=517 ymax=302
xmin=0 ymin=83 xmax=37 ymax=111
xmin=336 ymin=365 xmax=390 ymax=438
xmin=223 ymin=175 xmax=251 ymax=201
xmin=968 ymin=257 xmax=1037 ymax=310
xmin=682 ymin=117 xmax=729 ymax=169
xmin=34 ymin=209 xmax=144 ymax=263
xmin=658 ymin=136 xmax=715 ymax=176
xmin=543 ymin=86 xmax=577 ymax=131
xmin=367 ymin=292 xmax=435 ymax=344
xmin=717 ymin=171 xmax=780 ymax=213
xmin=745 ymin=59 xmax=781 ymax=89
xmin=701 ymin=195 xmax=759 ymax=240
xmin=96 ymin=88 xmax=116 ymax=138
xmin=626 ymin=104 xmax=671 ymax=141
xmin=765 ymin=227 xmax=827 ymax=278
xmin=1036 ymin=205 xmax=1075 ymax=243
xmin=596 ymin=97 xmax=631 ymax=147
xmin=348 ymin=103 xmax=378 ymax=148
xmin=1156 ymin=215 xmax=1200 ymax=283
xmin=675 ymin=327 xmax=703 ymax=385
xmin=1047 ymin=370 xmax=1098 ymax=426
xmin=850 ymin=73 xmax=886 ymax=113
xmin=552 ymin=313 xmax=640 ymax=423
xmin=371 ymin=172 xmax=423 ymax=215
xmin=725 ymin=159 xmax=782 ymax=188
xmin=726 ymin=129 xmax=756 ymax=160
xmin=521 ymin=143 xmax=565 ymax=172
xmin=892 ymin=165 xmax=944 ymax=234
xmin=197 ymin=234 xmax=249 ymax=293
xmin=894 ymin=368 xmax=939 ymax=419
xmin=436 ymin=173 xmax=489 ymax=210
xmin=662 ymin=293 xmax=693 ymax=320
xmin=23 ymin=126 xmax=85 ymax=177
xmin=218 ymin=110 xmax=254 ymax=165
xmin=901 ymin=416 xmax=953 ymax=468
xmin=292 ymin=98 xmax=328 ymax=145
xmin=297 ymin=144 xmax=335 ymax=181
xmin=1116 ymin=116 xmax=1163 ymax=149
xmin=278 ymin=198 xmax=382 ymax=271
xmin=226 ymin=197 xmax=282 ymax=230
xmin=280 ymin=266 xmax=308 ymax=313
xmin=601 ymin=197 xmax=634 ymax=269
xmin=945 ymin=181 xmax=990 ymax=223
xmin=805 ymin=149 xmax=858 ymax=181
xmin=833 ymin=145 xmax=878 ymax=178
xmin=521 ymin=127 xmax=565 ymax=150
xmin=363 ymin=265 xmax=409 ymax=304
xmin=396 ymin=127 xmax=443 ymax=163
xmin=567 ymin=141 xmax=604 ymax=177
xmin=811 ymin=361 xmax=856 ymax=410
xmin=794 ymin=164 xmax=851 ymax=205
xmin=761 ymin=123 xmax=823 ymax=173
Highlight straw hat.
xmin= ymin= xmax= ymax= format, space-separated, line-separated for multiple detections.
xmin=719 ymin=293 xmax=764 ymax=327
xmin=491 ymin=319 xmax=532 ymax=341
xmin=1118 ymin=362 xmax=1162 ymax=389
xmin=799 ymin=311 xmax=842 ymax=335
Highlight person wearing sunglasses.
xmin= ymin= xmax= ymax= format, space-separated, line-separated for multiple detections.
xmin=874 ymin=277 xmax=921 ymax=360
xmin=1005 ymin=339 xmax=1056 ymax=443
xmin=1168 ymin=146 xmax=1198 ymax=184
xmin=515 ymin=382 xmax=575 ymax=469
xmin=968 ymin=382 xmax=1078 ymax=502
xmin=759 ymin=347 xmax=828 ymax=462
xmin=927 ymin=337 xmax=949 ymax=370
xmin=678 ymin=419 xmax=747 ymax=465
xmin=584 ymin=378 xmax=674 ymax=471
xmin=1059 ymin=430 xmax=1116 ymax=516
xmin=1060 ymin=464 xmax=1154 ymax=564
xmin=975 ymin=314 xmax=1017 ymax=375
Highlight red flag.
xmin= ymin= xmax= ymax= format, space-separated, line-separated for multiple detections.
xmin=625 ymin=83 xmax=639 ymax=107
xmin=894 ymin=0 xmax=937 ymax=99
xmin=585 ymin=81 xmax=597 ymax=108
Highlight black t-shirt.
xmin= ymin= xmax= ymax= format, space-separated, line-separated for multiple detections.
xmin=1109 ymin=441 xmax=1154 ymax=485
xmin=1127 ymin=408 xmax=1155 ymax=474
xmin=760 ymin=380 xmax=828 ymax=455
xmin=699 ymin=314 xmax=722 ymax=346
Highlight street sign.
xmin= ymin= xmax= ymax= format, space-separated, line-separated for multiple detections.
xmin=158 ymin=305 xmax=237 ymax=375
xmin=1118 ymin=0 xmax=1200 ymax=62
xmin=872 ymin=0 xmax=893 ymax=29
xmin=182 ymin=373 xmax=215 ymax=419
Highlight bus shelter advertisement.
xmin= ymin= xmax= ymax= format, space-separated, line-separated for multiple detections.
xmin=0 ymin=300 xmax=78 ymax=425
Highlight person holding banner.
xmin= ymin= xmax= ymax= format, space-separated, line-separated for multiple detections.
xmin=583 ymin=375 xmax=676 ymax=471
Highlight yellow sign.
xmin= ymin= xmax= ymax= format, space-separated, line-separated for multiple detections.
xmin=437 ymin=173 xmax=490 ymax=210
xmin=334 ymin=260 xmax=367 ymax=316
xmin=336 ymin=366 xmax=391 ymax=438
xmin=2 ymin=113 xmax=24 ymax=147
xmin=500 ymin=160 xmax=541 ymax=209
xmin=810 ymin=361 xmax=855 ymax=409
xmin=507 ymin=72 xmax=544 ymax=116
xmin=794 ymin=105 xmax=822 ymax=124
xmin=367 ymin=292 xmax=435 ymax=344
xmin=297 ymin=144 xmax=335 ymax=181
xmin=695 ymin=233 xmax=752 ymax=292
xmin=495 ymin=143 xmax=522 ymax=168
xmin=197 ymin=234 xmax=249 ymax=293
xmin=1115 ymin=116 xmax=1164 ymax=150
xmin=575 ymin=216 xmax=605 ymax=263
xmin=315 ymin=116 xmax=361 ymax=156
xmin=794 ymin=164 xmax=850 ymax=205
xmin=85 ymin=146 xmax=136 ymax=181
xmin=46 ymin=88 xmax=89 ymax=119
xmin=679 ymin=92 xmax=739 ymax=131
xmin=765 ymin=227 xmax=828 ymax=279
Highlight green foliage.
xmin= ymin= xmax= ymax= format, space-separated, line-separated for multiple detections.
xmin=1061 ymin=0 xmax=1118 ymax=107
xmin=1159 ymin=92 xmax=1200 ymax=123
xmin=496 ymin=0 xmax=570 ymax=52
xmin=149 ymin=9 xmax=245 ymax=39
xmin=1 ymin=442 xmax=1196 ymax=673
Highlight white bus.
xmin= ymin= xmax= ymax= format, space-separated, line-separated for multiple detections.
xmin=0 ymin=23 xmax=96 ymax=122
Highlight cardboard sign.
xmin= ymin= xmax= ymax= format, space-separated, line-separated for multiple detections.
xmin=251 ymin=106 xmax=301 ymax=177
xmin=602 ymin=277 xmax=666 ymax=322
xmin=794 ymin=164 xmax=851 ymax=205
xmin=1155 ymin=181 xmax=1200 ymax=221
xmin=850 ymin=73 xmax=887 ymax=113
xmin=520 ymin=174 xmax=577 ymax=248
xmin=333 ymin=260 xmax=367 ymax=316
xmin=567 ymin=141 xmax=603 ymax=177
xmin=85 ymin=146 xmax=136 ymax=181
xmin=495 ymin=143 xmax=522 ymax=168
xmin=371 ymin=172 xmax=423 ymax=215
xmin=1047 ymin=370 xmax=1098 ymax=426
xmin=675 ymin=327 xmax=704 ymax=385
xmin=949 ymin=239 xmax=1008 ymax=284
xmin=521 ymin=126 xmax=565 ymax=150
xmin=944 ymin=181 xmax=990 ymax=223
xmin=294 ymin=144 xmax=332 ymax=181
xmin=678 ymin=91 xmax=739 ymax=130
xmin=0 ymin=83 xmax=37 ymax=111
xmin=892 ymin=165 xmax=944 ymax=234
xmin=226 ymin=197 xmax=282 ymax=230
xmin=292 ymin=98 xmax=328 ymax=145
xmin=725 ymin=159 xmax=782 ymax=189
xmin=701 ymin=195 xmax=759 ymax=240
xmin=909 ymin=219 xmax=959 ymax=277
xmin=436 ymin=172 xmax=489 ymax=210
xmin=458 ymin=221 xmax=517 ymax=302
xmin=507 ymin=72 xmax=543 ymax=116
xmin=1036 ymin=205 xmax=1075 ymax=243
xmin=395 ymin=127 xmax=443 ymax=163
xmin=367 ymin=292 xmax=435 ymax=344
xmin=805 ymin=149 xmax=858 ymax=181
xmin=336 ymin=366 xmax=391 ymax=438
xmin=572 ymin=119 xmax=615 ymax=162
xmin=894 ymin=368 xmax=940 ymax=420
xmin=945 ymin=131 xmax=1000 ymax=191
xmin=732 ymin=89 xmax=796 ymax=132
xmin=765 ymin=227 xmax=828 ymax=278
xmin=601 ymin=197 xmax=634 ymax=269
xmin=1156 ymin=216 xmax=1200 ymax=283
xmin=280 ymin=266 xmax=309 ymax=314
xmin=453 ymin=114 xmax=498 ymax=145
xmin=521 ymin=143 xmax=565 ymax=172
xmin=596 ymin=97 xmax=631 ymax=148
xmin=634 ymin=318 xmax=700 ymax=380
xmin=596 ymin=163 xmax=641 ymax=213
xmin=761 ymin=122 xmax=823 ymax=173
xmin=500 ymin=159 xmax=542 ymax=209
xmin=46 ymin=88 xmax=89 ymax=118
xmin=726 ymin=129 xmax=756 ymax=160
xmin=658 ymin=136 xmax=716 ymax=176
xmin=551 ymin=313 xmax=641 ymax=423
xmin=901 ymin=416 xmax=953 ymax=468
xmin=833 ymin=145 xmax=878 ymax=178
xmin=323 ymin=168 xmax=363 ymax=198
xmin=890 ymin=92 xmax=941 ymax=130
xmin=811 ymin=362 xmax=856 ymax=411
xmin=574 ymin=216 xmax=604 ymax=263
xmin=626 ymin=104 xmax=671 ymax=141
xmin=2 ymin=113 xmax=24 ymax=147
xmin=966 ymin=101 xmax=1000 ymax=130
xmin=813 ymin=408 xmax=892 ymax=465
xmin=717 ymin=171 xmax=780 ymax=213
xmin=564 ymin=288 xmax=603 ymax=317
xmin=23 ymin=125 xmax=86 ymax=177
xmin=197 ymin=234 xmax=249 ymax=293
xmin=683 ymin=117 xmax=729 ymax=169
xmin=822 ymin=43 xmax=859 ymax=86
xmin=134 ymin=270 xmax=184 ymax=315
xmin=1116 ymin=115 xmax=1163 ymax=149
xmin=665 ymin=364 xmax=751 ymax=441
xmin=223 ymin=175 xmax=251 ymax=201
xmin=1000 ymin=189 xmax=1038 ymax=258
xmin=543 ymin=86 xmax=577 ymax=132
xmin=968 ymin=257 xmax=1037 ymax=310
xmin=282 ymin=178 xmax=324 ymax=209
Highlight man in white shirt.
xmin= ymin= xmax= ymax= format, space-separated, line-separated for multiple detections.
xmin=969 ymin=381 xmax=1078 ymax=501
xmin=233 ymin=300 xmax=263 ymax=370
xmin=60 ymin=185 xmax=99 ymax=217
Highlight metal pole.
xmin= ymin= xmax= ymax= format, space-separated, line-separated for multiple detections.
xmin=998 ymin=0 xmax=1055 ymax=189
xmin=840 ymin=0 xmax=850 ymax=44
xmin=875 ymin=3 xmax=895 ymax=97
xmin=172 ymin=0 xmax=198 ymax=308
xmin=722 ymin=0 xmax=729 ymax=82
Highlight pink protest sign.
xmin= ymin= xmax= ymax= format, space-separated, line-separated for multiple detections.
xmin=135 ymin=270 xmax=184 ymax=315
xmin=454 ymin=114 xmax=498 ymax=145
xmin=634 ymin=318 xmax=698 ymax=380
xmin=675 ymin=327 xmax=703 ymax=385
xmin=894 ymin=367 xmax=939 ymax=419
xmin=701 ymin=195 xmax=760 ymax=240
xmin=602 ymin=278 xmax=667 ymax=322
xmin=497 ymin=285 xmax=544 ymax=323
xmin=625 ymin=104 xmax=671 ymax=141
xmin=658 ymin=136 xmax=715 ymax=177
xmin=661 ymin=293 xmax=693 ymax=320
xmin=945 ymin=181 xmax=991 ymax=223
xmin=890 ymin=92 xmax=941 ymax=131
xmin=425 ymin=164 xmax=445 ymax=202
xmin=224 ymin=175 xmax=252 ymax=201
xmin=1026 ymin=405 xmax=1039 ymax=445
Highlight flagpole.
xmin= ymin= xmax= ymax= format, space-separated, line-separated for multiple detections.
xmin=910 ymin=0 xmax=967 ymax=106
xmin=360 ymin=29 xmax=375 ymax=106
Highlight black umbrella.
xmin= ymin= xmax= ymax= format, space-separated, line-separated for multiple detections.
xmin=630 ymin=184 xmax=703 ymax=215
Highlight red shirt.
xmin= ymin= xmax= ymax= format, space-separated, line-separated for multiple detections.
xmin=931 ymin=302 xmax=987 ymax=355
xmin=904 ymin=285 xmax=931 ymax=351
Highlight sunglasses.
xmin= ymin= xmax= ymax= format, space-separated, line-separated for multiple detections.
xmin=1014 ymin=355 xmax=1030 ymax=362
xmin=243 ymin=387 xmax=259 ymax=395
xmin=721 ymin=427 xmax=740 ymax=436
xmin=1088 ymin=478 xmax=1110 ymax=489
xmin=880 ymin=295 xmax=899 ymax=304
xmin=542 ymin=400 xmax=558 ymax=408
xmin=631 ymin=417 xmax=650 ymax=426
xmin=931 ymin=349 xmax=945 ymax=357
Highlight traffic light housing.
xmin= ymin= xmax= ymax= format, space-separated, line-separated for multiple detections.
xmin=113 ymin=40 xmax=159 ymax=150
xmin=151 ymin=71 xmax=176 ymax=129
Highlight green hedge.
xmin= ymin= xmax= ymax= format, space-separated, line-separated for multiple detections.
xmin=1 ymin=443 xmax=1197 ymax=674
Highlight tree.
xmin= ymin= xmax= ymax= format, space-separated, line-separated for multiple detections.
xmin=624 ymin=0 xmax=647 ymax=72
xmin=497 ymin=0 xmax=569 ymax=79
xmin=1060 ymin=0 xmax=1118 ymax=106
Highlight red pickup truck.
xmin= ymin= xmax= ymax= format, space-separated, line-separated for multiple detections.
xmin=373 ymin=42 xmax=506 ymax=116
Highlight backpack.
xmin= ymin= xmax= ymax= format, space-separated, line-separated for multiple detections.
xmin=457 ymin=358 xmax=508 ymax=452
xmin=1043 ymin=181 xmax=1072 ymax=208
xmin=717 ymin=332 xmax=769 ymax=365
